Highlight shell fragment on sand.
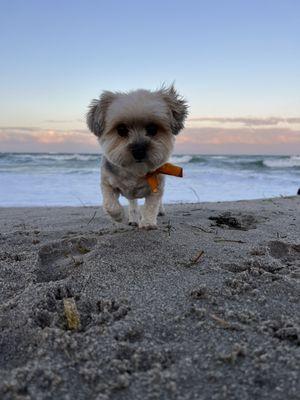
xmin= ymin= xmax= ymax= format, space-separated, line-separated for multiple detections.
xmin=63 ymin=298 xmax=81 ymax=330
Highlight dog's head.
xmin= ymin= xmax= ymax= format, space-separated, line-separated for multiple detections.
xmin=87 ymin=86 xmax=188 ymax=174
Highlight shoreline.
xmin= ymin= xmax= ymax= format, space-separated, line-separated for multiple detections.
xmin=0 ymin=197 xmax=299 ymax=399
xmin=0 ymin=194 xmax=298 ymax=209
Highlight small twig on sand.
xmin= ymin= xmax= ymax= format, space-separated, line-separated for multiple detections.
xmin=80 ymin=272 xmax=92 ymax=293
xmin=74 ymin=195 xmax=87 ymax=207
xmin=214 ymin=238 xmax=246 ymax=244
xmin=189 ymin=187 xmax=200 ymax=202
xmin=87 ymin=210 xmax=97 ymax=225
xmin=179 ymin=250 xmax=205 ymax=268
xmin=190 ymin=224 xmax=213 ymax=234
xmin=211 ymin=314 xmax=243 ymax=331
xmin=211 ymin=314 xmax=231 ymax=328
xmin=190 ymin=250 xmax=205 ymax=264
xmin=165 ymin=220 xmax=176 ymax=236
xmin=219 ymin=344 xmax=246 ymax=364
xmin=276 ymin=232 xmax=287 ymax=239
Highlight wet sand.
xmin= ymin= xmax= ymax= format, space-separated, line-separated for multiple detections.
xmin=0 ymin=197 xmax=299 ymax=399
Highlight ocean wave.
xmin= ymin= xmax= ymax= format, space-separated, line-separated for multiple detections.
xmin=24 ymin=153 xmax=100 ymax=162
xmin=237 ymin=159 xmax=265 ymax=168
xmin=173 ymin=155 xmax=300 ymax=170
xmin=37 ymin=154 xmax=100 ymax=162
xmin=170 ymin=155 xmax=193 ymax=163
xmin=0 ymin=152 xmax=101 ymax=164
xmin=170 ymin=155 xmax=206 ymax=164
xmin=217 ymin=156 xmax=300 ymax=170
xmin=1 ymin=153 xmax=300 ymax=172
xmin=171 ymin=155 xmax=266 ymax=167
xmin=263 ymin=156 xmax=300 ymax=168
xmin=210 ymin=155 xmax=228 ymax=159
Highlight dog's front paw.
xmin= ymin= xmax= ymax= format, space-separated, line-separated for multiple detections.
xmin=128 ymin=212 xmax=139 ymax=226
xmin=139 ymin=221 xmax=158 ymax=230
xmin=105 ymin=206 xmax=125 ymax=223
xmin=158 ymin=204 xmax=165 ymax=216
xmin=128 ymin=221 xmax=138 ymax=227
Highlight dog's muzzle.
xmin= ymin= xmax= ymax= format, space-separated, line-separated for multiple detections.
xmin=130 ymin=142 xmax=148 ymax=162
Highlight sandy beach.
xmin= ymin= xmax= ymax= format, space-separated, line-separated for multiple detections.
xmin=0 ymin=197 xmax=299 ymax=400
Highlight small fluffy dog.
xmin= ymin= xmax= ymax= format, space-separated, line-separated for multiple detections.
xmin=87 ymin=85 xmax=188 ymax=229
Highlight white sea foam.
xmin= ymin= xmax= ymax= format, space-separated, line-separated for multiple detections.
xmin=170 ymin=155 xmax=193 ymax=163
xmin=263 ymin=156 xmax=300 ymax=168
xmin=210 ymin=155 xmax=227 ymax=159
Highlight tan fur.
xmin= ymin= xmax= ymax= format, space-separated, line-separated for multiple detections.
xmin=86 ymin=86 xmax=188 ymax=229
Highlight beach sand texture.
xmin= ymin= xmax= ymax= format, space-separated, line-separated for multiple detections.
xmin=0 ymin=197 xmax=299 ymax=399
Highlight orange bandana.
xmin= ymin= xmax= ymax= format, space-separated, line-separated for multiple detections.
xmin=145 ymin=163 xmax=183 ymax=193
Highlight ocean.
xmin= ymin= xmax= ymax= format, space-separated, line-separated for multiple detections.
xmin=0 ymin=152 xmax=299 ymax=207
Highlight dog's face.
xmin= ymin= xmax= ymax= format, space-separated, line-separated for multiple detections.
xmin=87 ymin=86 xmax=188 ymax=174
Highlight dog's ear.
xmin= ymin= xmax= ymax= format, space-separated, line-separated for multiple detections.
xmin=160 ymin=85 xmax=188 ymax=135
xmin=87 ymin=91 xmax=116 ymax=137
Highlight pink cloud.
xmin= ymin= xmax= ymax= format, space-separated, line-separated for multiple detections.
xmin=0 ymin=128 xmax=99 ymax=152
xmin=175 ymin=127 xmax=300 ymax=154
xmin=0 ymin=125 xmax=299 ymax=155
xmin=188 ymin=116 xmax=300 ymax=127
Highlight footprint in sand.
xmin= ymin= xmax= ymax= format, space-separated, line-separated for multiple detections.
xmin=220 ymin=263 xmax=249 ymax=273
xmin=208 ymin=212 xmax=260 ymax=230
xmin=268 ymin=241 xmax=300 ymax=262
xmin=33 ymin=283 xmax=75 ymax=329
xmin=33 ymin=283 xmax=131 ymax=332
xmin=35 ymin=236 xmax=97 ymax=282
xmin=262 ymin=319 xmax=300 ymax=345
xmin=115 ymin=344 xmax=174 ymax=373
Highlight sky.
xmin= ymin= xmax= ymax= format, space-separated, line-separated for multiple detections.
xmin=0 ymin=0 xmax=299 ymax=154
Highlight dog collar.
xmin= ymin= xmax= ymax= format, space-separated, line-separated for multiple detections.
xmin=145 ymin=162 xmax=183 ymax=193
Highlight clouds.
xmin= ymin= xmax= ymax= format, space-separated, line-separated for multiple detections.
xmin=175 ymin=126 xmax=300 ymax=154
xmin=178 ymin=127 xmax=300 ymax=145
xmin=0 ymin=127 xmax=98 ymax=153
xmin=0 ymin=119 xmax=300 ymax=155
xmin=180 ymin=116 xmax=300 ymax=153
xmin=188 ymin=116 xmax=300 ymax=128
xmin=44 ymin=119 xmax=83 ymax=124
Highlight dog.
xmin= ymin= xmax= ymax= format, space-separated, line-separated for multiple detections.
xmin=86 ymin=85 xmax=188 ymax=229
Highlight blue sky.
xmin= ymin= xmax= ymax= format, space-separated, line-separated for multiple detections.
xmin=0 ymin=0 xmax=299 ymax=153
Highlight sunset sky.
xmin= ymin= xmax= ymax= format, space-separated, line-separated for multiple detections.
xmin=0 ymin=0 xmax=299 ymax=154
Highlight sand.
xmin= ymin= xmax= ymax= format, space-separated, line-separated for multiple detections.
xmin=0 ymin=197 xmax=299 ymax=400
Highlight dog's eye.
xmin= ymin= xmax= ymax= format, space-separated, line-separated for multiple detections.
xmin=145 ymin=123 xmax=158 ymax=137
xmin=116 ymin=124 xmax=129 ymax=137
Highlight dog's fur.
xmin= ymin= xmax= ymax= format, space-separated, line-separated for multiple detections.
xmin=87 ymin=85 xmax=188 ymax=229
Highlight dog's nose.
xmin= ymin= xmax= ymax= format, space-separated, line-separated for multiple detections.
xmin=131 ymin=142 xmax=148 ymax=161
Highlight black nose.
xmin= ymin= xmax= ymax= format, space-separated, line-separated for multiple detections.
xmin=131 ymin=142 xmax=148 ymax=161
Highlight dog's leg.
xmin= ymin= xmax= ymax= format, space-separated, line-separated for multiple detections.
xmin=128 ymin=199 xmax=139 ymax=226
xmin=139 ymin=192 xmax=162 ymax=229
xmin=158 ymin=199 xmax=165 ymax=216
xmin=101 ymin=182 xmax=125 ymax=223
